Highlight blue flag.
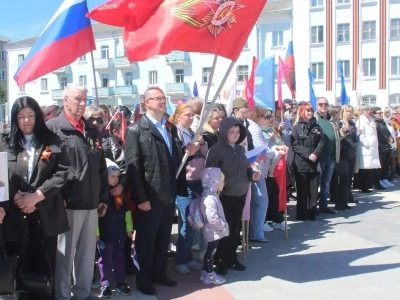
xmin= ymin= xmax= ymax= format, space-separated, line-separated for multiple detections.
xmin=308 ymin=68 xmax=317 ymax=110
xmin=193 ymin=81 xmax=199 ymax=97
xmin=166 ymin=98 xmax=176 ymax=115
xmin=339 ymin=59 xmax=348 ymax=105
xmin=254 ymin=56 xmax=275 ymax=111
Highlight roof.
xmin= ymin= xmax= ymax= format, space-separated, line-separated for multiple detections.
xmin=261 ymin=0 xmax=291 ymax=15
xmin=0 ymin=37 xmax=10 ymax=43
xmin=4 ymin=23 xmax=122 ymax=50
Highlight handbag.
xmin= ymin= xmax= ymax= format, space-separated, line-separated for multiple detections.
xmin=0 ymin=224 xmax=19 ymax=295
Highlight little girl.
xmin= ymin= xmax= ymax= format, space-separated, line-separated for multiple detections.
xmin=199 ymin=168 xmax=229 ymax=284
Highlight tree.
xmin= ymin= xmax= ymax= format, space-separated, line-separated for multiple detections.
xmin=0 ymin=85 xmax=5 ymax=104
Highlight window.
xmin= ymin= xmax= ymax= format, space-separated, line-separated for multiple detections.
xmin=101 ymin=73 xmax=109 ymax=87
xmin=389 ymin=94 xmax=400 ymax=105
xmin=311 ymin=26 xmax=324 ymax=44
xmin=60 ymin=76 xmax=67 ymax=89
xmin=125 ymin=72 xmax=133 ymax=85
xmin=337 ymin=60 xmax=350 ymax=78
xmin=18 ymin=54 xmax=25 ymax=66
xmin=337 ymin=23 xmax=350 ymax=42
xmin=272 ymin=30 xmax=284 ymax=47
xmin=40 ymin=78 xmax=48 ymax=92
xmin=202 ymin=67 xmax=212 ymax=84
xmin=149 ymin=71 xmax=158 ymax=85
xmin=362 ymin=21 xmax=376 ymax=40
xmin=391 ymin=19 xmax=400 ymax=38
xmin=362 ymin=58 xmax=376 ymax=76
xmin=78 ymin=54 xmax=86 ymax=62
xmin=362 ymin=95 xmax=376 ymax=106
xmin=237 ymin=65 xmax=249 ymax=83
xmin=311 ymin=0 xmax=323 ymax=7
xmin=175 ymin=69 xmax=184 ymax=83
xmin=392 ymin=56 xmax=400 ymax=76
xmin=19 ymin=85 xmax=25 ymax=93
xmin=337 ymin=0 xmax=350 ymax=4
xmin=311 ymin=62 xmax=324 ymax=79
xmin=101 ymin=45 xmax=109 ymax=59
xmin=0 ymin=70 xmax=5 ymax=81
xmin=335 ymin=97 xmax=351 ymax=105
xmin=0 ymin=50 xmax=5 ymax=60
xmin=79 ymin=75 xmax=87 ymax=87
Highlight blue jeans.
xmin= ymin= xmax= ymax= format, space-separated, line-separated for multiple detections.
xmin=175 ymin=180 xmax=203 ymax=265
xmin=249 ymin=179 xmax=269 ymax=240
xmin=319 ymin=155 xmax=335 ymax=208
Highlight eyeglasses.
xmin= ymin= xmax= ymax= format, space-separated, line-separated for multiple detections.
xmin=147 ymin=96 xmax=167 ymax=101
xmin=88 ymin=117 xmax=104 ymax=124
xmin=262 ymin=115 xmax=272 ymax=120
xmin=318 ymin=103 xmax=329 ymax=107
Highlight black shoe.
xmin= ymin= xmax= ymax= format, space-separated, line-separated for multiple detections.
xmin=116 ymin=282 xmax=131 ymax=296
xmin=335 ymin=205 xmax=347 ymax=211
xmin=360 ymin=189 xmax=371 ymax=193
xmin=228 ymin=261 xmax=246 ymax=271
xmin=387 ymin=177 xmax=394 ymax=182
xmin=100 ymin=285 xmax=113 ymax=298
xmin=166 ymin=250 xmax=175 ymax=261
xmin=345 ymin=204 xmax=352 ymax=209
xmin=348 ymin=197 xmax=359 ymax=203
xmin=216 ymin=263 xmax=228 ymax=275
xmin=137 ymin=284 xmax=157 ymax=296
xmin=374 ymin=184 xmax=386 ymax=190
xmin=319 ymin=207 xmax=336 ymax=214
xmin=154 ymin=277 xmax=177 ymax=287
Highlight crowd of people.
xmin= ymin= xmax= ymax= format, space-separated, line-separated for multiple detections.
xmin=0 ymin=84 xmax=398 ymax=300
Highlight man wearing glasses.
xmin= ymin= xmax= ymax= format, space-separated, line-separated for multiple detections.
xmin=315 ymin=97 xmax=347 ymax=214
xmin=44 ymin=104 xmax=60 ymax=122
xmin=125 ymin=87 xmax=190 ymax=296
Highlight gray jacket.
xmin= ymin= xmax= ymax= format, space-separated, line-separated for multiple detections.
xmin=205 ymin=117 xmax=254 ymax=197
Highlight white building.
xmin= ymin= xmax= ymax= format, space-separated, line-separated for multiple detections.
xmin=4 ymin=0 xmax=400 ymax=120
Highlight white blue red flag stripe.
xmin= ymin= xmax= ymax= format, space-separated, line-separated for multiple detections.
xmin=245 ymin=145 xmax=268 ymax=165
xmin=14 ymin=0 xmax=95 ymax=87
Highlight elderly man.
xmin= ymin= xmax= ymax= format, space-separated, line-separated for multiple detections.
xmin=44 ymin=104 xmax=60 ymax=121
xmin=125 ymin=87 xmax=189 ymax=296
xmin=47 ymin=84 xmax=108 ymax=300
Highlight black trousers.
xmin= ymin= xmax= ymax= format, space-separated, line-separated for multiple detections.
xmin=378 ymin=150 xmax=391 ymax=181
xmin=203 ymin=240 xmax=219 ymax=273
xmin=330 ymin=160 xmax=350 ymax=207
xmin=214 ymin=194 xmax=246 ymax=267
xmin=266 ymin=177 xmax=284 ymax=223
xmin=294 ymin=171 xmax=319 ymax=219
xmin=135 ymin=201 xmax=175 ymax=289
xmin=358 ymin=169 xmax=373 ymax=191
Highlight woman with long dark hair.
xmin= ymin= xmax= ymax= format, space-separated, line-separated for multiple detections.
xmin=0 ymin=96 xmax=70 ymax=299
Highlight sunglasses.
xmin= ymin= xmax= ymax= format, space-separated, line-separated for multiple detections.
xmin=262 ymin=115 xmax=272 ymax=120
xmin=88 ymin=117 xmax=104 ymax=124
xmin=318 ymin=103 xmax=329 ymax=107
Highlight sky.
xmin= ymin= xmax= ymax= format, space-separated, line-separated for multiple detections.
xmin=0 ymin=0 xmax=106 ymax=41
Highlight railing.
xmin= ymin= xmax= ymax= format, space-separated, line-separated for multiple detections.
xmin=92 ymin=87 xmax=115 ymax=97
xmin=93 ymin=58 xmax=114 ymax=68
xmin=114 ymin=85 xmax=138 ymax=95
xmin=51 ymin=89 xmax=64 ymax=98
xmin=165 ymin=83 xmax=190 ymax=94
xmin=165 ymin=51 xmax=189 ymax=63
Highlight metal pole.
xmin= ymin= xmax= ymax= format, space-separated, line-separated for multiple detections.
xmin=200 ymin=55 xmax=218 ymax=119
xmin=90 ymin=51 xmax=99 ymax=106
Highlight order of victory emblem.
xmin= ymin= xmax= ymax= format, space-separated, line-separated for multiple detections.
xmin=163 ymin=0 xmax=245 ymax=38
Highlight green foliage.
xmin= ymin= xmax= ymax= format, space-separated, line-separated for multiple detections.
xmin=0 ymin=85 xmax=5 ymax=104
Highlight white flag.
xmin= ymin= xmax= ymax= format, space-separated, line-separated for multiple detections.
xmin=225 ymin=82 xmax=236 ymax=117
xmin=356 ymin=64 xmax=364 ymax=107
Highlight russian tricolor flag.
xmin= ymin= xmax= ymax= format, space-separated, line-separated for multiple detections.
xmin=245 ymin=145 xmax=268 ymax=166
xmin=14 ymin=0 xmax=96 ymax=87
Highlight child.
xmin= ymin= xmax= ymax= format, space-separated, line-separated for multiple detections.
xmin=96 ymin=159 xmax=133 ymax=298
xmin=199 ymin=168 xmax=229 ymax=284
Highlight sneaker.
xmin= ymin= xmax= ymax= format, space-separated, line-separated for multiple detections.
xmin=263 ymin=223 xmax=274 ymax=232
xmin=175 ymin=264 xmax=190 ymax=274
xmin=116 ymin=282 xmax=132 ymax=296
xmin=187 ymin=260 xmax=203 ymax=271
xmin=274 ymin=222 xmax=290 ymax=231
xmin=249 ymin=237 xmax=270 ymax=243
xmin=228 ymin=260 xmax=246 ymax=271
xmin=380 ymin=180 xmax=388 ymax=188
xmin=168 ymin=242 xmax=176 ymax=252
xmin=202 ymin=271 xmax=226 ymax=285
xmin=200 ymin=270 xmax=207 ymax=281
xmin=100 ymin=285 xmax=113 ymax=298
xmin=382 ymin=179 xmax=394 ymax=187
xmin=91 ymin=279 xmax=101 ymax=290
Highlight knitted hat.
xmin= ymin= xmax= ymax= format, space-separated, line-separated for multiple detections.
xmin=106 ymin=158 xmax=120 ymax=176
xmin=232 ymin=98 xmax=248 ymax=109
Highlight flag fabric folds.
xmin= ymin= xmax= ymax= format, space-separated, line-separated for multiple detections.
xmin=273 ymin=156 xmax=287 ymax=212
xmin=14 ymin=0 xmax=95 ymax=87
xmin=225 ymin=82 xmax=236 ymax=117
xmin=254 ymin=57 xmax=275 ymax=111
xmin=277 ymin=57 xmax=290 ymax=110
xmin=89 ymin=0 xmax=267 ymax=62
xmin=308 ymin=68 xmax=317 ymax=110
xmin=245 ymin=56 xmax=258 ymax=109
xmin=339 ymin=59 xmax=348 ymax=105
xmin=356 ymin=64 xmax=365 ymax=107
xmin=193 ymin=81 xmax=199 ymax=97
xmin=166 ymin=98 xmax=177 ymax=116
xmin=284 ymin=41 xmax=296 ymax=99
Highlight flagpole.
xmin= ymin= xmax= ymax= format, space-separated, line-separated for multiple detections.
xmin=176 ymin=60 xmax=236 ymax=178
xmin=90 ymin=51 xmax=99 ymax=106
xmin=200 ymin=55 xmax=218 ymax=118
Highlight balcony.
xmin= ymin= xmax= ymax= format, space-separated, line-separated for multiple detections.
xmin=114 ymin=85 xmax=138 ymax=97
xmin=92 ymin=87 xmax=114 ymax=97
xmin=115 ymin=56 xmax=136 ymax=69
xmin=165 ymin=83 xmax=190 ymax=97
xmin=93 ymin=58 xmax=114 ymax=69
xmin=52 ymin=65 xmax=70 ymax=74
xmin=165 ymin=51 xmax=189 ymax=66
xmin=51 ymin=89 xmax=64 ymax=99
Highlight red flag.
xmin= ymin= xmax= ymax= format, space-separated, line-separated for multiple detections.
xmin=245 ymin=56 xmax=258 ymax=109
xmin=106 ymin=111 xmax=127 ymax=145
xmin=284 ymin=41 xmax=296 ymax=99
xmin=273 ymin=156 xmax=287 ymax=211
xmin=277 ymin=56 xmax=290 ymax=110
xmin=89 ymin=0 xmax=268 ymax=62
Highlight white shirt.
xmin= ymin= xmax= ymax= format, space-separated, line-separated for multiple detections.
xmin=23 ymin=134 xmax=35 ymax=181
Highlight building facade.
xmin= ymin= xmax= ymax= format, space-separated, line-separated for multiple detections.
xmin=3 ymin=0 xmax=400 ymax=120
xmin=0 ymin=36 xmax=10 ymax=122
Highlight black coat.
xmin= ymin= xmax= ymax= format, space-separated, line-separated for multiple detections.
xmin=202 ymin=130 xmax=219 ymax=148
xmin=291 ymin=118 xmax=325 ymax=173
xmin=47 ymin=112 xmax=108 ymax=210
xmin=0 ymin=136 xmax=70 ymax=241
xmin=125 ymin=115 xmax=188 ymax=205
xmin=375 ymin=119 xmax=392 ymax=148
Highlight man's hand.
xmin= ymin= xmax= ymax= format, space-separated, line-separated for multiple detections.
xmin=278 ymin=122 xmax=285 ymax=131
xmin=0 ymin=207 xmax=5 ymax=224
xmin=196 ymin=135 xmax=204 ymax=145
xmin=110 ymin=184 xmax=123 ymax=196
xmin=252 ymin=171 xmax=261 ymax=181
xmin=342 ymin=122 xmax=349 ymax=132
xmin=138 ymin=201 xmax=151 ymax=212
xmin=14 ymin=190 xmax=27 ymax=202
xmin=98 ymin=203 xmax=107 ymax=217
xmin=185 ymin=143 xmax=197 ymax=156
xmin=127 ymin=231 xmax=133 ymax=239
xmin=309 ymin=153 xmax=317 ymax=162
